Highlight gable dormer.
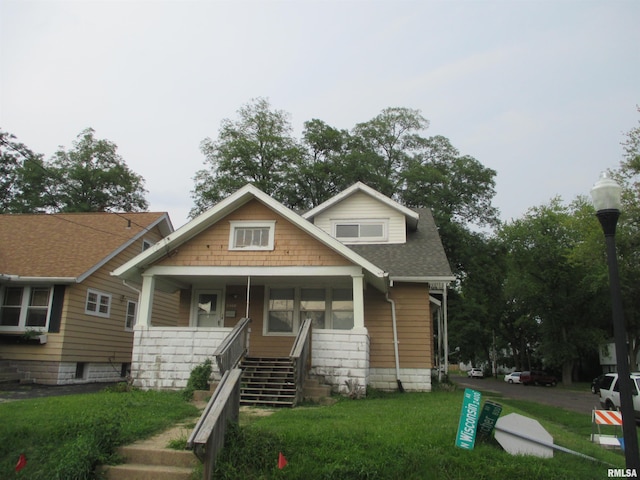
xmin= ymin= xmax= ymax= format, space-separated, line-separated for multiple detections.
xmin=302 ymin=183 xmax=419 ymax=245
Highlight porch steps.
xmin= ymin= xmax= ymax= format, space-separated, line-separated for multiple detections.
xmin=99 ymin=422 xmax=198 ymax=480
xmin=240 ymin=357 xmax=297 ymax=407
xmin=303 ymin=377 xmax=333 ymax=403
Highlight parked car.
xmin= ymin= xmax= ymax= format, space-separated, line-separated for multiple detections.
xmin=520 ymin=370 xmax=557 ymax=386
xmin=504 ymin=372 xmax=521 ymax=384
xmin=591 ymin=374 xmax=607 ymax=394
xmin=467 ymin=368 xmax=484 ymax=378
xmin=599 ymin=373 xmax=640 ymax=419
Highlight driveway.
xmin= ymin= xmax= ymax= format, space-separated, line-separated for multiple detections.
xmin=452 ymin=376 xmax=600 ymax=415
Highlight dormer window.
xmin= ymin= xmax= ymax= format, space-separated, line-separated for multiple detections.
xmin=229 ymin=221 xmax=276 ymax=250
xmin=333 ymin=219 xmax=388 ymax=243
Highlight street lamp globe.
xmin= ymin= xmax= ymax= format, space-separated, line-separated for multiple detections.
xmin=590 ymin=172 xmax=622 ymax=213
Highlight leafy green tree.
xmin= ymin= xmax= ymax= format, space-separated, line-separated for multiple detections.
xmin=49 ymin=128 xmax=148 ymax=212
xmin=601 ymin=106 xmax=640 ymax=370
xmin=281 ymin=119 xmax=350 ymax=209
xmin=192 ymin=98 xmax=302 ymax=216
xmin=498 ymin=198 xmax=608 ymax=384
xmin=350 ymin=107 xmax=429 ymax=198
xmin=0 ymin=129 xmax=54 ymax=213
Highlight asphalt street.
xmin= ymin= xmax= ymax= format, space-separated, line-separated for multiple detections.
xmin=452 ymin=375 xmax=600 ymax=415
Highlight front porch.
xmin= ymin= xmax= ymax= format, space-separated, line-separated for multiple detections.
xmin=129 ymin=321 xmax=371 ymax=395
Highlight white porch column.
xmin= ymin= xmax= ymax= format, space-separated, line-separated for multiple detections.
xmin=136 ymin=273 xmax=155 ymax=328
xmin=352 ymin=273 xmax=365 ymax=330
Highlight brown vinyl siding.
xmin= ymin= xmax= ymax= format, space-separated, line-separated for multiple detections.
xmin=157 ymin=200 xmax=351 ymax=268
xmin=3 ymin=225 xmax=178 ymax=364
xmin=365 ymin=283 xmax=432 ymax=369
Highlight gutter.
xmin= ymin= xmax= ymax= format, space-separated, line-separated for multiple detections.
xmin=0 ymin=274 xmax=77 ymax=284
xmin=385 ymin=292 xmax=404 ymax=393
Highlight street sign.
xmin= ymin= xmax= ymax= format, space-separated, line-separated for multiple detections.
xmin=455 ymin=388 xmax=482 ymax=450
xmin=495 ymin=413 xmax=554 ymax=458
xmin=477 ymin=400 xmax=502 ymax=440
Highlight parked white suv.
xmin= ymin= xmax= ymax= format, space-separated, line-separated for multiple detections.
xmin=598 ymin=373 xmax=640 ymax=420
xmin=467 ymin=368 xmax=484 ymax=378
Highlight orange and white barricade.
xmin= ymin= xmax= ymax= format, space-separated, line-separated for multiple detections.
xmin=591 ymin=409 xmax=623 ymax=448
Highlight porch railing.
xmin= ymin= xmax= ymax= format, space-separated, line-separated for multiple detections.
xmin=213 ymin=317 xmax=250 ymax=375
xmin=290 ymin=318 xmax=312 ymax=405
xmin=187 ymin=368 xmax=242 ymax=480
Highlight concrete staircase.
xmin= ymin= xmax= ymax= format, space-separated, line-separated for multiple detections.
xmin=100 ymin=420 xmax=199 ymax=480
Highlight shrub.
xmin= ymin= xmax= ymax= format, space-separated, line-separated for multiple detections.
xmin=183 ymin=358 xmax=213 ymax=400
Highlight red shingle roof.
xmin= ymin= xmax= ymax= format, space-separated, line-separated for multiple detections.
xmin=0 ymin=212 xmax=170 ymax=280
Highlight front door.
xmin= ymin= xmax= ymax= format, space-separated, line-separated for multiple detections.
xmin=195 ymin=290 xmax=222 ymax=327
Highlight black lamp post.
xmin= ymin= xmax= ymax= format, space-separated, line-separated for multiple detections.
xmin=591 ymin=172 xmax=640 ymax=470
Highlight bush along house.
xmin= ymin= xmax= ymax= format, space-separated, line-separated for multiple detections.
xmin=0 ymin=212 xmax=174 ymax=385
xmin=112 ymin=183 xmax=454 ymax=404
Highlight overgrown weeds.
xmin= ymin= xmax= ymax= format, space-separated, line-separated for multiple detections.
xmin=0 ymin=388 xmax=199 ymax=480
xmin=182 ymin=358 xmax=213 ymax=400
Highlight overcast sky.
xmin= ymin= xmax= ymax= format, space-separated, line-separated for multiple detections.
xmin=2 ymin=0 xmax=638 ymax=229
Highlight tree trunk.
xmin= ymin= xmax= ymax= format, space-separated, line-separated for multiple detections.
xmin=562 ymin=360 xmax=573 ymax=386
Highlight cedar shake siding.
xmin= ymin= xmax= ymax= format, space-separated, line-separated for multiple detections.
xmin=157 ymin=200 xmax=351 ymax=268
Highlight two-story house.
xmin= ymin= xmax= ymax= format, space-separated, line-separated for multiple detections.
xmin=113 ymin=183 xmax=454 ymax=394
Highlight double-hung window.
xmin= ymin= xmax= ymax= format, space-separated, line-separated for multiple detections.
xmin=85 ymin=289 xmax=111 ymax=318
xmin=125 ymin=300 xmax=137 ymax=331
xmin=229 ymin=221 xmax=276 ymax=250
xmin=0 ymin=285 xmax=53 ymax=332
xmin=265 ymin=287 xmax=353 ymax=334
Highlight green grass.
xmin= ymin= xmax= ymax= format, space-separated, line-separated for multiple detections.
xmin=0 ymin=383 xmax=634 ymax=480
xmin=0 ymin=388 xmax=199 ymax=480
xmin=213 ymin=388 xmax=629 ymax=480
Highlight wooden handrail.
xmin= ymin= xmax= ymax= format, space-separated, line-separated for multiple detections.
xmin=187 ymin=368 xmax=242 ymax=479
xmin=290 ymin=318 xmax=312 ymax=405
xmin=213 ymin=317 xmax=250 ymax=375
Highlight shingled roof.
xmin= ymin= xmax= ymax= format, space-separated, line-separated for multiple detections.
xmin=0 ymin=212 xmax=172 ymax=281
xmin=347 ymin=208 xmax=454 ymax=281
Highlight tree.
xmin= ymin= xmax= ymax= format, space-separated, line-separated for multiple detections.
xmin=0 ymin=129 xmax=53 ymax=213
xmin=281 ymin=119 xmax=350 ymax=209
xmin=49 ymin=128 xmax=148 ymax=212
xmin=350 ymin=107 xmax=429 ymax=198
xmin=192 ymin=98 xmax=302 ymax=216
xmin=497 ymin=198 xmax=609 ymax=384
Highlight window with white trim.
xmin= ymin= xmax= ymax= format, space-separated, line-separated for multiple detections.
xmin=333 ymin=219 xmax=387 ymax=243
xmin=125 ymin=300 xmax=137 ymax=331
xmin=229 ymin=221 xmax=276 ymax=250
xmin=265 ymin=287 xmax=353 ymax=334
xmin=85 ymin=289 xmax=111 ymax=318
xmin=0 ymin=285 xmax=53 ymax=332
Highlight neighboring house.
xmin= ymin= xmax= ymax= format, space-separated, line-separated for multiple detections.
xmin=113 ymin=183 xmax=455 ymax=393
xmin=0 ymin=212 xmax=174 ymax=385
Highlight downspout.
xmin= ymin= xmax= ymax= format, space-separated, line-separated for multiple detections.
xmin=385 ymin=292 xmax=404 ymax=392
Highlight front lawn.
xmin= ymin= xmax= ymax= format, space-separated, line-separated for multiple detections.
xmin=214 ymin=388 xmax=628 ymax=480
xmin=0 ymin=386 xmax=199 ymax=480
xmin=0 ymin=383 xmax=632 ymax=480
